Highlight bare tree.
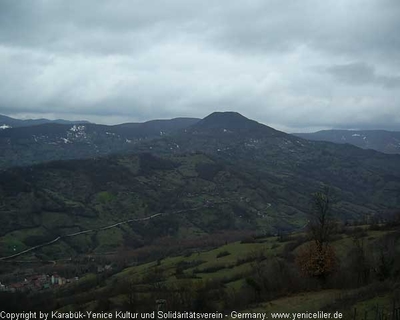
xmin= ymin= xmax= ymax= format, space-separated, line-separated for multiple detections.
xmin=351 ymin=235 xmax=370 ymax=285
xmin=308 ymin=186 xmax=336 ymax=249
xmin=296 ymin=186 xmax=337 ymax=281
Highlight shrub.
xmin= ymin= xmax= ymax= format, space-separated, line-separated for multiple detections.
xmin=240 ymin=237 xmax=255 ymax=244
xmin=295 ymin=242 xmax=337 ymax=280
xmin=194 ymin=264 xmax=226 ymax=274
xmin=216 ymin=251 xmax=231 ymax=258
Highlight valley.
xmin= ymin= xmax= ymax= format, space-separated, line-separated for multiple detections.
xmin=0 ymin=112 xmax=399 ymax=316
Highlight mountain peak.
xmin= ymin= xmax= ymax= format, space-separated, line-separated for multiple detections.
xmin=189 ymin=111 xmax=282 ymax=137
xmin=207 ymin=111 xmax=246 ymax=119
xmin=195 ymin=112 xmax=259 ymax=130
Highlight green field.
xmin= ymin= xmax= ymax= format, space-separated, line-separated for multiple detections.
xmin=24 ymin=224 xmax=395 ymax=316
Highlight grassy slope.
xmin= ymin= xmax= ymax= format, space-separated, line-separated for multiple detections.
xmin=48 ymin=227 xmax=398 ymax=315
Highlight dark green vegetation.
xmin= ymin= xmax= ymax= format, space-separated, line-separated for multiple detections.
xmin=0 ymin=152 xmax=275 ymax=258
xmin=294 ymin=130 xmax=400 ymax=154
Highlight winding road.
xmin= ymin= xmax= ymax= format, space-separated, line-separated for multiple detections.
xmin=0 ymin=202 xmax=228 ymax=261
xmin=0 ymin=213 xmax=163 ymax=261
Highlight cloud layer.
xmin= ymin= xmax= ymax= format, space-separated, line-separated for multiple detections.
xmin=0 ymin=0 xmax=399 ymax=131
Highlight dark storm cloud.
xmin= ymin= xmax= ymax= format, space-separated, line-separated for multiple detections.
xmin=0 ymin=0 xmax=399 ymax=131
xmin=326 ymin=62 xmax=400 ymax=88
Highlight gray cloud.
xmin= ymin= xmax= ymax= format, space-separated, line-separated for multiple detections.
xmin=0 ymin=0 xmax=399 ymax=132
xmin=326 ymin=62 xmax=400 ymax=88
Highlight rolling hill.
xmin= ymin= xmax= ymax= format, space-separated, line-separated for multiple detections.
xmin=0 ymin=152 xmax=278 ymax=259
xmin=146 ymin=112 xmax=400 ymax=216
xmin=0 ymin=112 xmax=399 ymax=260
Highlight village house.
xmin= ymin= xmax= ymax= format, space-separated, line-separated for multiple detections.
xmin=51 ymin=274 xmax=67 ymax=286
xmin=0 ymin=282 xmax=7 ymax=292
xmin=97 ymin=264 xmax=113 ymax=273
xmin=1 ymin=273 xmax=80 ymax=293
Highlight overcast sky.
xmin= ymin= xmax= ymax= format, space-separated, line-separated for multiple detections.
xmin=0 ymin=0 xmax=399 ymax=132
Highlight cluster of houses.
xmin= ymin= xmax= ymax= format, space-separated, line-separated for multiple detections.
xmin=0 ymin=274 xmax=79 ymax=293
xmin=0 ymin=264 xmax=113 ymax=292
xmin=0 ymin=264 xmax=113 ymax=293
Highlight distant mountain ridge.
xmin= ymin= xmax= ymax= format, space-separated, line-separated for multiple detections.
xmin=293 ymin=130 xmax=400 ymax=154
xmin=0 ymin=114 xmax=90 ymax=129
xmin=0 ymin=117 xmax=200 ymax=169
xmin=4 ymin=113 xmax=399 ymax=155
